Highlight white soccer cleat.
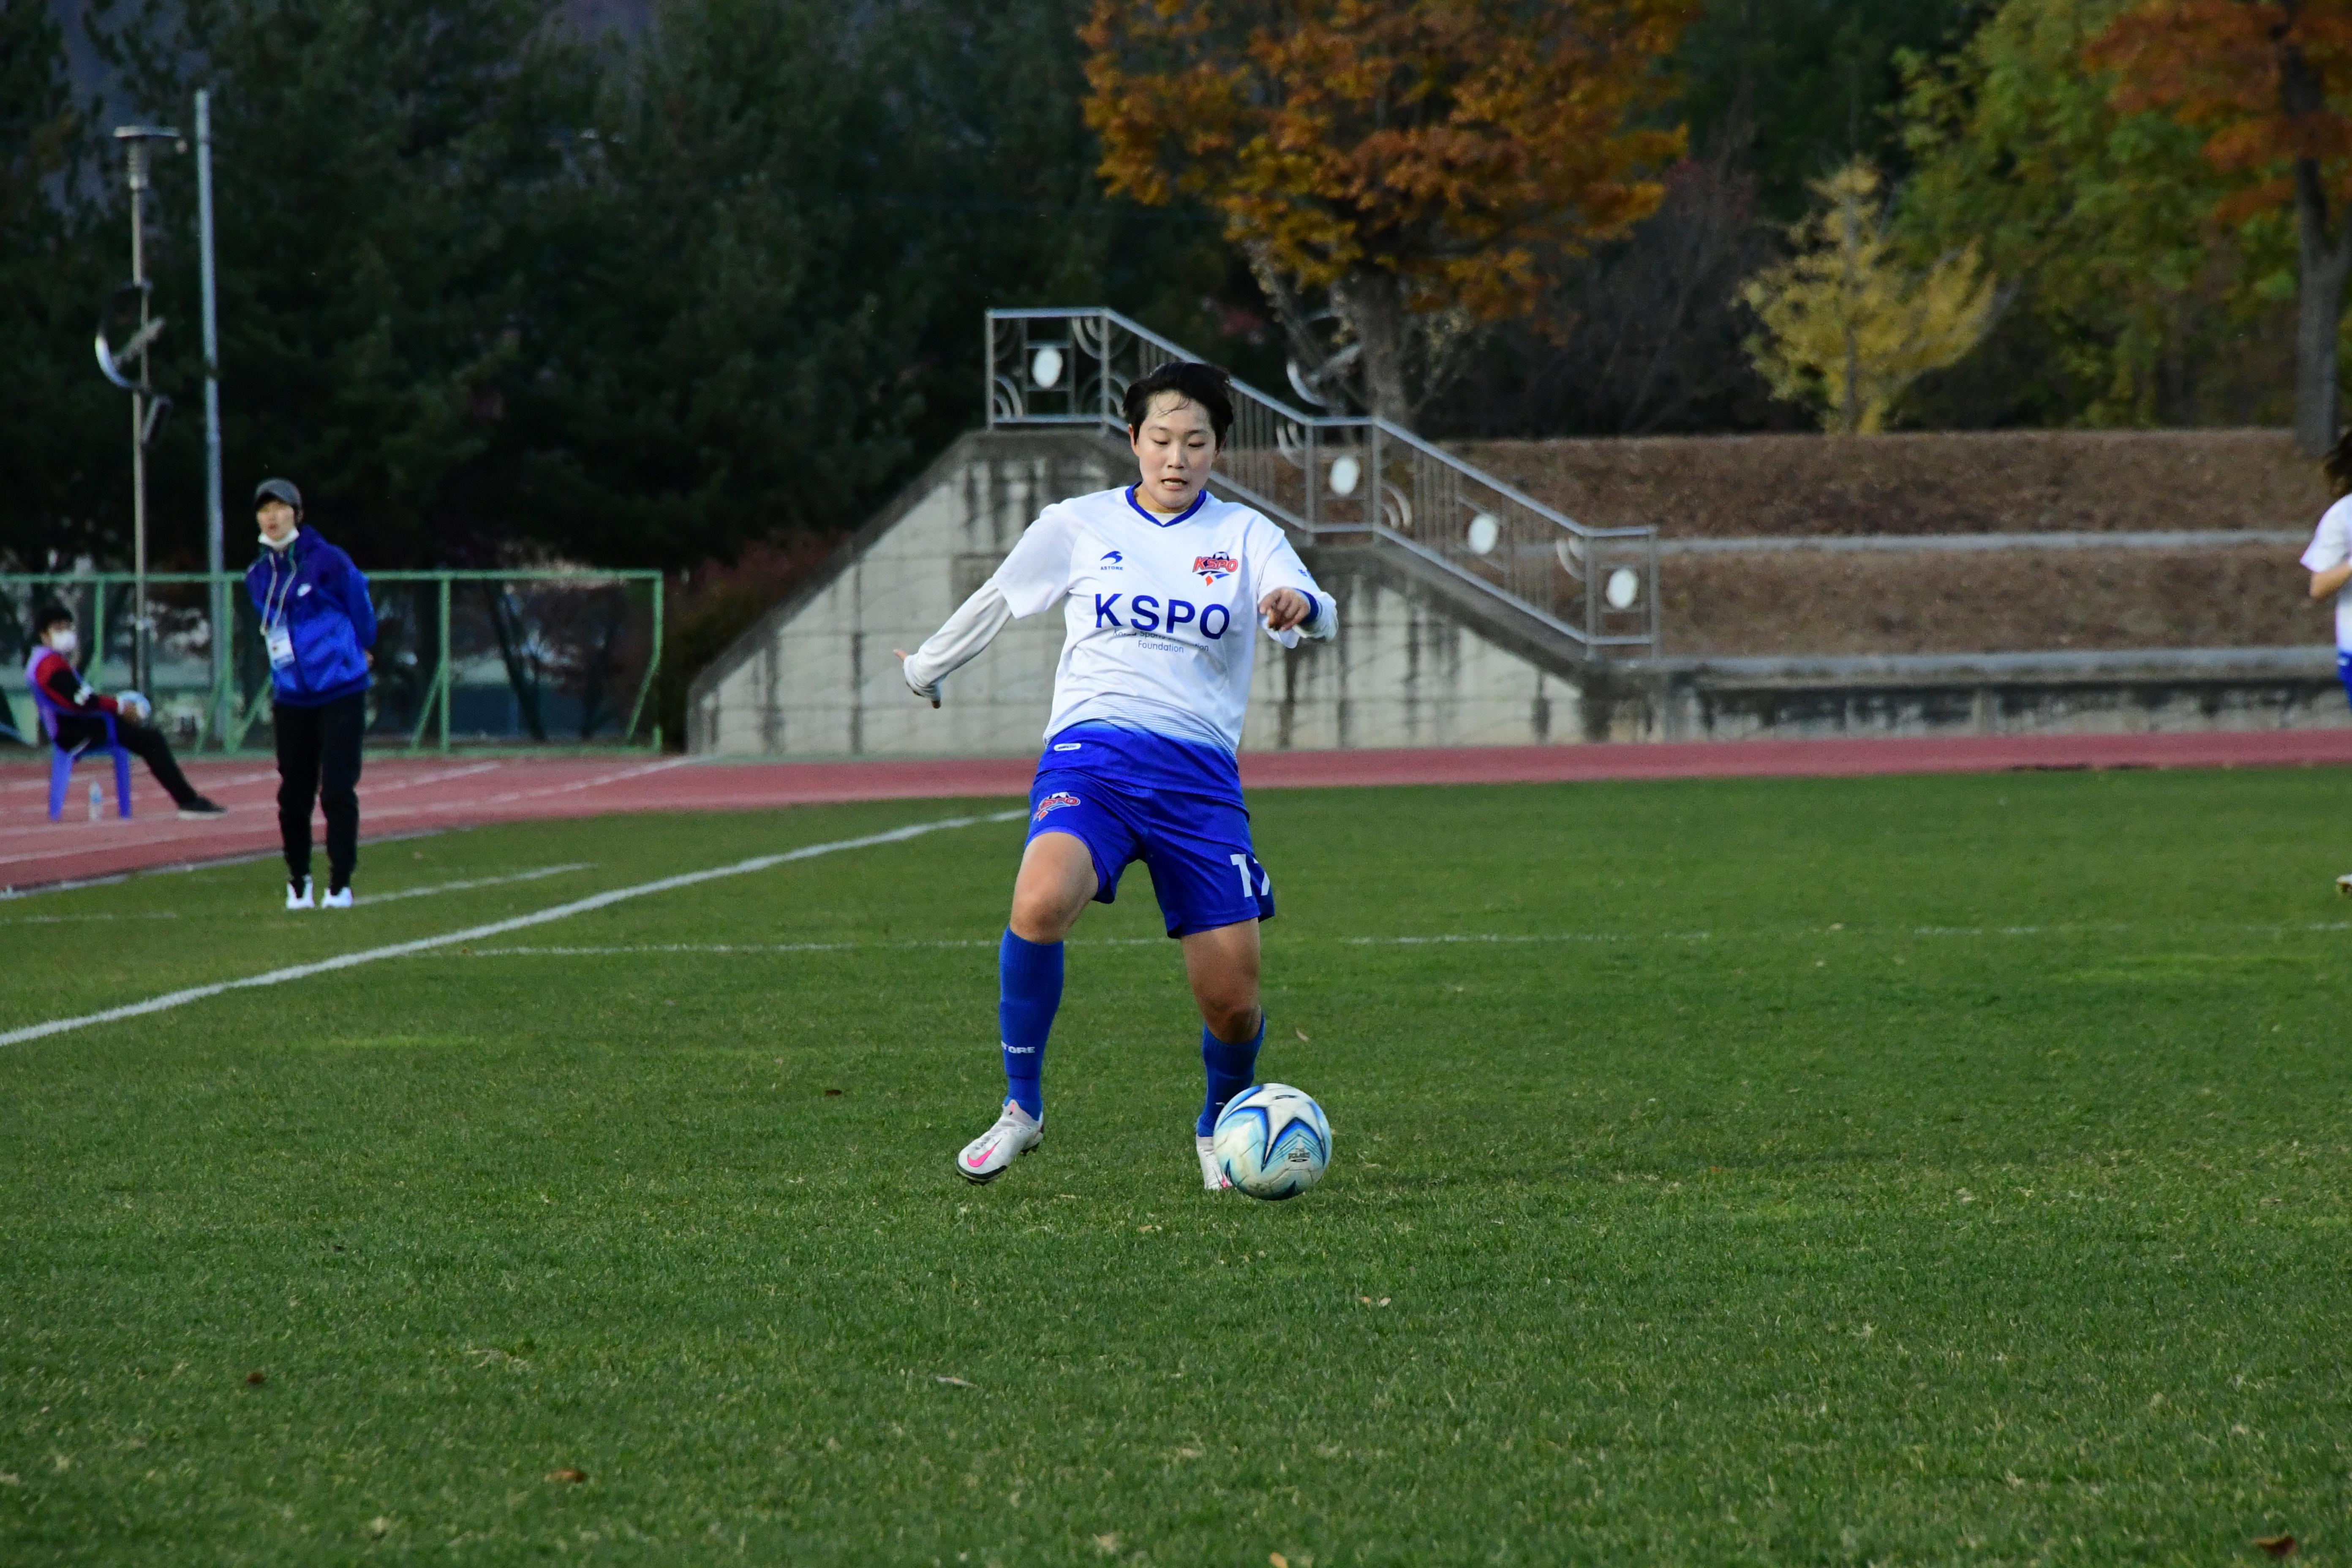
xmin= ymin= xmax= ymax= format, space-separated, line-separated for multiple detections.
xmin=1197 ymin=1134 xmax=1232 ymax=1192
xmin=286 ymin=877 xmax=314 ymax=911
xmin=320 ymin=885 xmax=354 ymax=909
xmin=956 ymin=1100 xmax=1043 ymax=1184
xmin=2337 ymin=872 xmax=2352 ymax=897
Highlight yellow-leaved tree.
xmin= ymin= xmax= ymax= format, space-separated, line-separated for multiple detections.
xmin=1083 ymin=0 xmax=1695 ymax=422
xmin=1742 ymin=161 xmax=1998 ymax=433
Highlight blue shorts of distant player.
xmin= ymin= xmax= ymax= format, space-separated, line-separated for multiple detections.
xmin=2339 ymin=651 xmax=2352 ymax=711
xmin=1025 ymin=723 xmax=1275 ymax=938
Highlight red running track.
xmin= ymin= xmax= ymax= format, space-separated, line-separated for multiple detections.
xmin=8 ymin=727 xmax=2352 ymax=893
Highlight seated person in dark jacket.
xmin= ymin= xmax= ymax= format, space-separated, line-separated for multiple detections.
xmin=23 ymin=604 xmax=226 ymax=817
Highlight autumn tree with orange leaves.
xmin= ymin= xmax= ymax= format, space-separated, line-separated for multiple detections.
xmin=2091 ymin=0 xmax=2352 ymax=451
xmin=1083 ymin=0 xmax=1694 ymax=422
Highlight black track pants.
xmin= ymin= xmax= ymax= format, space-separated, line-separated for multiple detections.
xmin=52 ymin=713 xmax=201 ymax=807
xmin=274 ymin=693 xmax=365 ymax=890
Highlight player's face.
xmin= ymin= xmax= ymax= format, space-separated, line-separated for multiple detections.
xmin=257 ymin=500 xmax=297 ymax=543
xmin=1129 ymin=394 xmax=1219 ymax=514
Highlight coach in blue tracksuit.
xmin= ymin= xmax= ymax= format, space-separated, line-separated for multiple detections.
xmin=246 ymin=478 xmax=376 ymax=910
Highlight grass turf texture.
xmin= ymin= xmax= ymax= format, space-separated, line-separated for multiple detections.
xmin=2 ymin=772 xmax=2348 ymax=1565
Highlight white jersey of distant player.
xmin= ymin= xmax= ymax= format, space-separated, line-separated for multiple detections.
xmin=988 ymin=487 xmax=1334 ymax=752
xmin=2303 ymin=495 xmax=2352 ymax=651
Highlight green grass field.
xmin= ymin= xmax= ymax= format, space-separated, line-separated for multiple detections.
xmin=4 ymin=768 xmax=2349 ymax=1565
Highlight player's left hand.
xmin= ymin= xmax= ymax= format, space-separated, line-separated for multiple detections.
xmin=1259 ymin=588 xmax=1312 ymax=632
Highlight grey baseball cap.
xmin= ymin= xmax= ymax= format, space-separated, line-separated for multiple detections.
xmin=253 ymin=477 xmax=302 ymax=513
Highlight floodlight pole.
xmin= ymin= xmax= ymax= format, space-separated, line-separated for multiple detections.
xmin=114 ymin=123 xmax=182 ymax=694
xmin=195 ymin=93 xmax=227 ymax=744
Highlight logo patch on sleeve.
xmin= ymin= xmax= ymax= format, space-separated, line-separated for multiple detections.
xmin=1099 ymin=549 xmax=1124 ymax=570
xmin=1192 ymin=551 xmax=1238 ymax=585
xmin=1033 ymin=791 xmax=1082 ymax=822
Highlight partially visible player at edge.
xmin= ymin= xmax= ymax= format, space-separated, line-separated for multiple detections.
xmin=2301 ymin=431 xmax=2352 ymax=893
xmin=898 ymin=362 xmax=1337 ymax=1189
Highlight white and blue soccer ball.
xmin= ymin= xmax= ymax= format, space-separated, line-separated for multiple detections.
xmin=1212 ymin=1083 xmax=1331 ymax=1200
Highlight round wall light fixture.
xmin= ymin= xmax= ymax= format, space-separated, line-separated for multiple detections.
xmin=1327 ymin=455 xmax=1361 ymax=498
xmin=1604 ymin=567 xmax=1641 ymax=610
xmin=1030 ymin=345 xmax=1065 ymax=389
xmin=1466 ymin=512 xmax=1500 ymax=556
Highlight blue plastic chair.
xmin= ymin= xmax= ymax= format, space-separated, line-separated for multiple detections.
xmin=29 ymin=686 xmax=132 ymax=822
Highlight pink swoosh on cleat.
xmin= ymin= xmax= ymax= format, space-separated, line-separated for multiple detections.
xmin=965 ymin=1150 xmax=990 ymax=1168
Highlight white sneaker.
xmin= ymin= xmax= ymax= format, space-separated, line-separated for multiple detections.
xmin=2337 ymin=872 xmax=2352 ymax=897
xmin=1198 ymin=1135 xmax=1232 ymax=1192
xmin=321 ymin=885 xmax=354 ymax=909
xmin=286 ymin=877 xmax=314 ymax=911
xmin=955 ymin=1100 xmax=1042 ymax=1184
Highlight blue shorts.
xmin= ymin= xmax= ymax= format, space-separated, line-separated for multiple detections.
xmin=2339 ymin=651 xmax=2352 ymax=710
xmin=1026 ymin=724 xmax=1275 ymax=938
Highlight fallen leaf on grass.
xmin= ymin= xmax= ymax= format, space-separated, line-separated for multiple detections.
xmin=934 ymin=1375 xmax=976 ymax=1388
xmin=1271 ymin=1554 xmax=1289 ymax=1568
xmin=546 ymin=1467 xmax=587 ymax=1484
xmin=1294 ymin=1029 xmax=1309 ymax=1042
xmin=2256 ymin=1535 xmax=2297 ymax=1559
xmin=368 ymin=1516 xmax=393 ymax=1538
xmin=244 ymin=1371 xmax=266 ymax=1386
xmin=1093 ymin=1533 xmax=1120 ymax=1554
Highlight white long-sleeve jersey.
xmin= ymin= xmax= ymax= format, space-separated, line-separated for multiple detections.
xmin=903 ymin=485 xmax=1337 ymax=753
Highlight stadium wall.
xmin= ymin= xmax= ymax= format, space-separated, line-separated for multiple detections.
xmin=689 ymin=428 xmax=2349 ymax=757
xmin=687 ymin=431 xmax=1587 ymax=757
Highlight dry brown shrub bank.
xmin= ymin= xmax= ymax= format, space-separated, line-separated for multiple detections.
xmin=1661 ymin=548 xmax=2324 ymax=656
xmin=1455 ymin=429 xmax=2329 ymax=538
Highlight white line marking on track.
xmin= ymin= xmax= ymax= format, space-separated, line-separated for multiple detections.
xmin=0 ymin=809 xmax=1022 ymax=1049
xmin=360 ymin=863 xmax=593 ymax=904
xmin=351 ymin=761 xmax=506 ymax=795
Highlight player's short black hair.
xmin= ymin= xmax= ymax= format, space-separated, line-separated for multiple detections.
xmin=2327 ymin=428 xmax=2352 ymax=500
xmin=33 ymin=603 xmax=74 ymax=636
xmin=1124 ymin=361 xmax=1235 ymax=449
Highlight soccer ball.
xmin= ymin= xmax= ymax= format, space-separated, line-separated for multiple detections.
xmin=1211 ymin=1083 xmax=1331 ymax=1200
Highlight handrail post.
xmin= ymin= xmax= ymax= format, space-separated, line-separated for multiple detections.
xmin=984 ymin=314 xmax=996 ymax=430
xmin=1099 ymin=308 xmax=1114 ymax=431
xmin=1306 ymin=423 xmax=1319 ymax=532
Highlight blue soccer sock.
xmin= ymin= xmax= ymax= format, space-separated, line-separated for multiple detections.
xmin=997 ymin=929 xmax=1063 ymax=1119
xmin=1198 ymin=1014 xmax=1265 ymax=1137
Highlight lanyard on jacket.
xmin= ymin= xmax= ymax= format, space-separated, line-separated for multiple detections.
xmin=262 ymin=545 xmax=299 ymax=632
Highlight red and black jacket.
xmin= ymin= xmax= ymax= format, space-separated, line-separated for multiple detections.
xmin=27 ymin=647 xmax=120 ymax=717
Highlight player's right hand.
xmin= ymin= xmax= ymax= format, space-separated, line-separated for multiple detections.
xmin=893 ymin=648 xmax=940 ymax=708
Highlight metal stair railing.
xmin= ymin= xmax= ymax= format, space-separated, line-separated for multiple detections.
xmin=986 ymin=306 xmax=1657 ymax=656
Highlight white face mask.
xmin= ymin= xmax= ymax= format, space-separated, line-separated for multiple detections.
xmin=46 ymin=629 xmax=77 ymax=656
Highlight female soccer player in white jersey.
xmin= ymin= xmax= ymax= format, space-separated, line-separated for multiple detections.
xmin=899 ymin=361 xmax=1337 ymax=1189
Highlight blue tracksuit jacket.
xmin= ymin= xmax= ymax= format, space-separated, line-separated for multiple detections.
xmin=245 ymin=528 xmax=377 ymax=706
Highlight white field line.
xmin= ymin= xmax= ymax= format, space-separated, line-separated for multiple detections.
xmin=445 ymin=917 xmax=2352 ymax=960
xmin=0 ymin=870 xmax=132 ymax=899
xmin=0 ymin=828 xmax=455 ymax=901
xmin=360 ymin=863 xmax=593 ymax=904
xmin=0 ymin=810 xmax=1022 ymax=1049
xmin=0 ymin=911 xmax=180 ymax=925
xmin=458 ymin=938 xmax=1162 ymax=957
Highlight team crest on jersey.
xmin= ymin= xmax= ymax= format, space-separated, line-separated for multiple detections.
xmin=1033 ymin=791 xmax=1082 ymax=822
xmin=1100 ymin=550 xmax=1124 ymax=570
xmin=1192 ymin=550 xmax=1239 ymax=585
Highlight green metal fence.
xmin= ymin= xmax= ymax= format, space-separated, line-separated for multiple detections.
xmin=1 ymin=570 xmax=663 ymax=753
